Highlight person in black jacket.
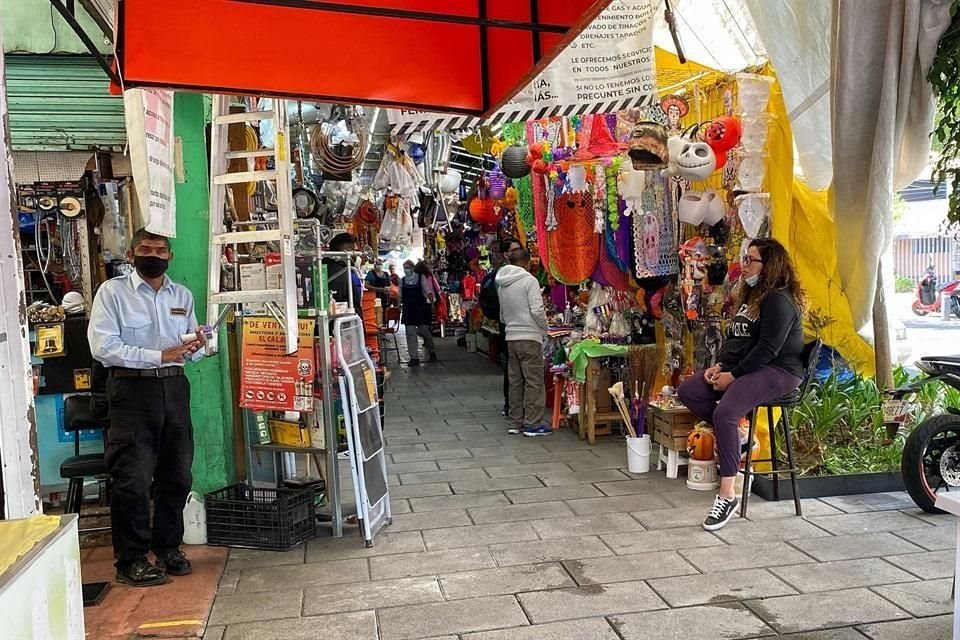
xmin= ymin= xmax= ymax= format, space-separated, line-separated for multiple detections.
xmin=678 ymin=238 xmax=805 ymax=531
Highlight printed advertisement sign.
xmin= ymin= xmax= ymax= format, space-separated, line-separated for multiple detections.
xmin=387 ymin=0 xmax=660 ymax=133
xmin=123 ymin=88 xmax=177 ymax=237
xmin=240 ymin=317 xmax=315 ymax=412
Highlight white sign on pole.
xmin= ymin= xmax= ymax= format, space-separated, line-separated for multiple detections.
xmin=388 ymin=0 xmax=662 ymax=134
xmin=123 ymin=88 xmax=177 ymax=237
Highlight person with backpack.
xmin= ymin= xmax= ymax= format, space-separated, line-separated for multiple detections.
xmin=496 ymin=247 xmax=551 ymax=436
xmin=480 ymin=237 xmax=522 ymax=416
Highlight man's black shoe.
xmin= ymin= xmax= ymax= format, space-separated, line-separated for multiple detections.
xmin=155 ymin=549 xmax=193 ymax=576
xmin=116 ymin=559 xmax=168 ymax=587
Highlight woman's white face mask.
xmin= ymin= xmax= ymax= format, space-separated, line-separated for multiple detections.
xmin=745 ymin=273 xmax=760 ymax=287
xmin=403 ymin=268 xmax=414 ymax=277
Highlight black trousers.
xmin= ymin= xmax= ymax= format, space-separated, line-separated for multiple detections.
xmin=105 ymin=375 xmax=194 ymax=568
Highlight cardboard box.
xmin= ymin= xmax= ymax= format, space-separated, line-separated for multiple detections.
xmin=265 ymin=263 xmax=283 ymax=292
xmin=239 ymin=263 xmax=267 ymax=315
xmin=268 ymin=419 xmax=311 ymax=448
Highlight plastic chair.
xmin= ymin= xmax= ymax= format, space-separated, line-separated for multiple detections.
xmin=60 ymin=395 xmax=110 ymax=532
xmin=739 ymin=338 xmax=823 ymax=519
xmin=379 ymin=307 xmax=402 ymax=363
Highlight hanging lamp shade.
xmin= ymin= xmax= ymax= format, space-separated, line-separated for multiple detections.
xmin=501 ymin=146 xmax=531 ymax=179
xmin=488 ymin=166 xmax=508 ymax=200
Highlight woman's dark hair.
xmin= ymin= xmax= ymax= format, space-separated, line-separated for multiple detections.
xmin=735 ymin=238 xmax=806 ymax=315
xmin=402 ymin=259 xmax=415 ymax=269
xmin=414 ymin=261 xmax=433 ymax=277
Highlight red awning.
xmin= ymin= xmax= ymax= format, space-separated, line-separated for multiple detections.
xmin=115 ymin=0 xmax=612 ymax=116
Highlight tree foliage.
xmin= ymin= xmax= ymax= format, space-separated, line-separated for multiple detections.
xmin=930 ymin=2 xmax=960 ymax=227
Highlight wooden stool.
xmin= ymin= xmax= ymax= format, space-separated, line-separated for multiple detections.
xmin=656 ymin=445 xmax=689 ymax=479
xmin=739 ymin=339 xmax=822 ymax=518
xmin=578 ymin=357 xmax=617 ymax=445
xmin=551 ymin=371 xmax=565 ymax=431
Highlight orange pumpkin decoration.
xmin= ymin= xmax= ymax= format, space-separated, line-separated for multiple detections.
xmin=686 ymin=423 xmax=716 ymax=461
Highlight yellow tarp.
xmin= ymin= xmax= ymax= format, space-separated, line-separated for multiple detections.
xmin=651 ymin=53 xmax=875 ymax=470
xmin=0 ymin=515 xmax=61 ymax=575
xmin=764 ymin=63 xmax=875 ymax=373
xmin=653 ymin=51 xmax=874 ymax=373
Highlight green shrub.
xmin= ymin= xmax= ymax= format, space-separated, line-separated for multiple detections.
xmin=894 ymin=273 xmax=915 ymax=293
xmin=788 ymin=366 xmax=957 ymax=476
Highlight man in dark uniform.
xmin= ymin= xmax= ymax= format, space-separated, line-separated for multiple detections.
xmin=88 ymin=229 xmax=205 ymax=587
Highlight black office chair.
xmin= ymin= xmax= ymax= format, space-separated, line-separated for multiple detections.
xmin=60 ymin=394 xmax=109 ymax=531
xmin=739 ymin=338 xmax=823 ymax=519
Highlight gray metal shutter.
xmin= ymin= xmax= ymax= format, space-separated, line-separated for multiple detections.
xmin=5 ymin=55 xmax=126 ymax=152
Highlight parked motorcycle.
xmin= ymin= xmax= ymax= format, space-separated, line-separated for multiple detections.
xmin=911 ymin=271 xmax=960 ymax=317
xmin=884 ymin=356 xmax=960 ymax=512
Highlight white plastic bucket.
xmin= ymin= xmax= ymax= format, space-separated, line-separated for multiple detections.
xmin=626 ymin=435 xmax=651 ymax=473
xmin=182 ymin=491 xmax=207 ymax=545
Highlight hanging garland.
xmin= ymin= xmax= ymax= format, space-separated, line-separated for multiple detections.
xmin=929 ymin=2 xmax=960 ymax=227
xmin=502 ymin=122 xmax=537 ymax=234
xmin=605 ymin=156 xmax=623 ymax=231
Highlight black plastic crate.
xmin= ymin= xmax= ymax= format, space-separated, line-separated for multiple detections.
xmin=205 ymin=484 xmax=316 ymax=551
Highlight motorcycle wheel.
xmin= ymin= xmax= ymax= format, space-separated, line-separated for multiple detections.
xmin=911 ymin=300 xmax=929 ymax=317
xmin=952 ymin=297 xmax=960 ymax=320
xmin=901 ymin=414 xmax=960 ymax=513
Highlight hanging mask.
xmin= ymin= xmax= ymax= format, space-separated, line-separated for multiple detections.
xmin=567 ymin=165 xmax=589 ymax=192
xmin=736 ymin=193 xmax=770 ymax=238
xmin=701 ymin=189 xmax=726 ymax=226
xmin=627 ymin=121 xmax=668 ymax=170
xmin=706 ymin=244 xmax=727 ymax=286
xmin=674 ymin=126 xmax=716 ymax=181
xmin=678 ymin=191 xmax=708 ymax=226
xmin=704 ymin=116 xmax=742 ymax=168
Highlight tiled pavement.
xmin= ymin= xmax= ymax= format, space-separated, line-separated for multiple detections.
xmin=205 ymin=337 xmax=956 ymax=640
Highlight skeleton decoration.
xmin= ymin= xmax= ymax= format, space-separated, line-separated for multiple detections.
xmin=662 ymin=124 xmax=717 ymax=182
xmin=626 ymin=121 xmax=669 ymax=170
xmin=678 ymin=236 xmax=708 ymax=320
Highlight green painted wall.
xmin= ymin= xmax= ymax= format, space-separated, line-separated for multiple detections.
xmin=1 ymin=0 xmax=112 ymax=54
xmin=170 ymin=92 xmax=236 ymax=494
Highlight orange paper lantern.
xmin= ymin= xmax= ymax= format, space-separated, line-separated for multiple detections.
xmin=469 ymin=197 xmax=498 ymax=225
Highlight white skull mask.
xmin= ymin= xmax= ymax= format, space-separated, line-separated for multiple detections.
xmin=676 ymin=139 xmax=716 ymax=182
xmin=664 ymin=125 xmax=716 ymax=182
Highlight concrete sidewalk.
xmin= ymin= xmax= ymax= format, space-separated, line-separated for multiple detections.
xmin=204 ymin=337 xmax=955 ymax=640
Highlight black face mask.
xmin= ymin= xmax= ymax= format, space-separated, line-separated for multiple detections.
xmin=134 ymin=256 xmax=169 ymax=279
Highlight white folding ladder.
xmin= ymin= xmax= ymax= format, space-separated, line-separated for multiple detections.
xmin=206 ymin=95 xmax=298 ymax=354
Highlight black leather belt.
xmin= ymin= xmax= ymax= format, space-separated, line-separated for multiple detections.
xmin=110 ymin=367 xmax=185 ymax=378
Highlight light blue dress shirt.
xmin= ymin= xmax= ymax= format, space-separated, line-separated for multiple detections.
xmin=88 ymin=271 xmax=203 ymax=369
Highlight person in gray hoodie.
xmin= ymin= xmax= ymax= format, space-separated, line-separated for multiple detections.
xmin=496 ymin=248 xmax=551 ymax=437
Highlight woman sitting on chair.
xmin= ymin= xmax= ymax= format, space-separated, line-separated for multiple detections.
xmin=678 ymin=238 xmax=805 ymax=531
